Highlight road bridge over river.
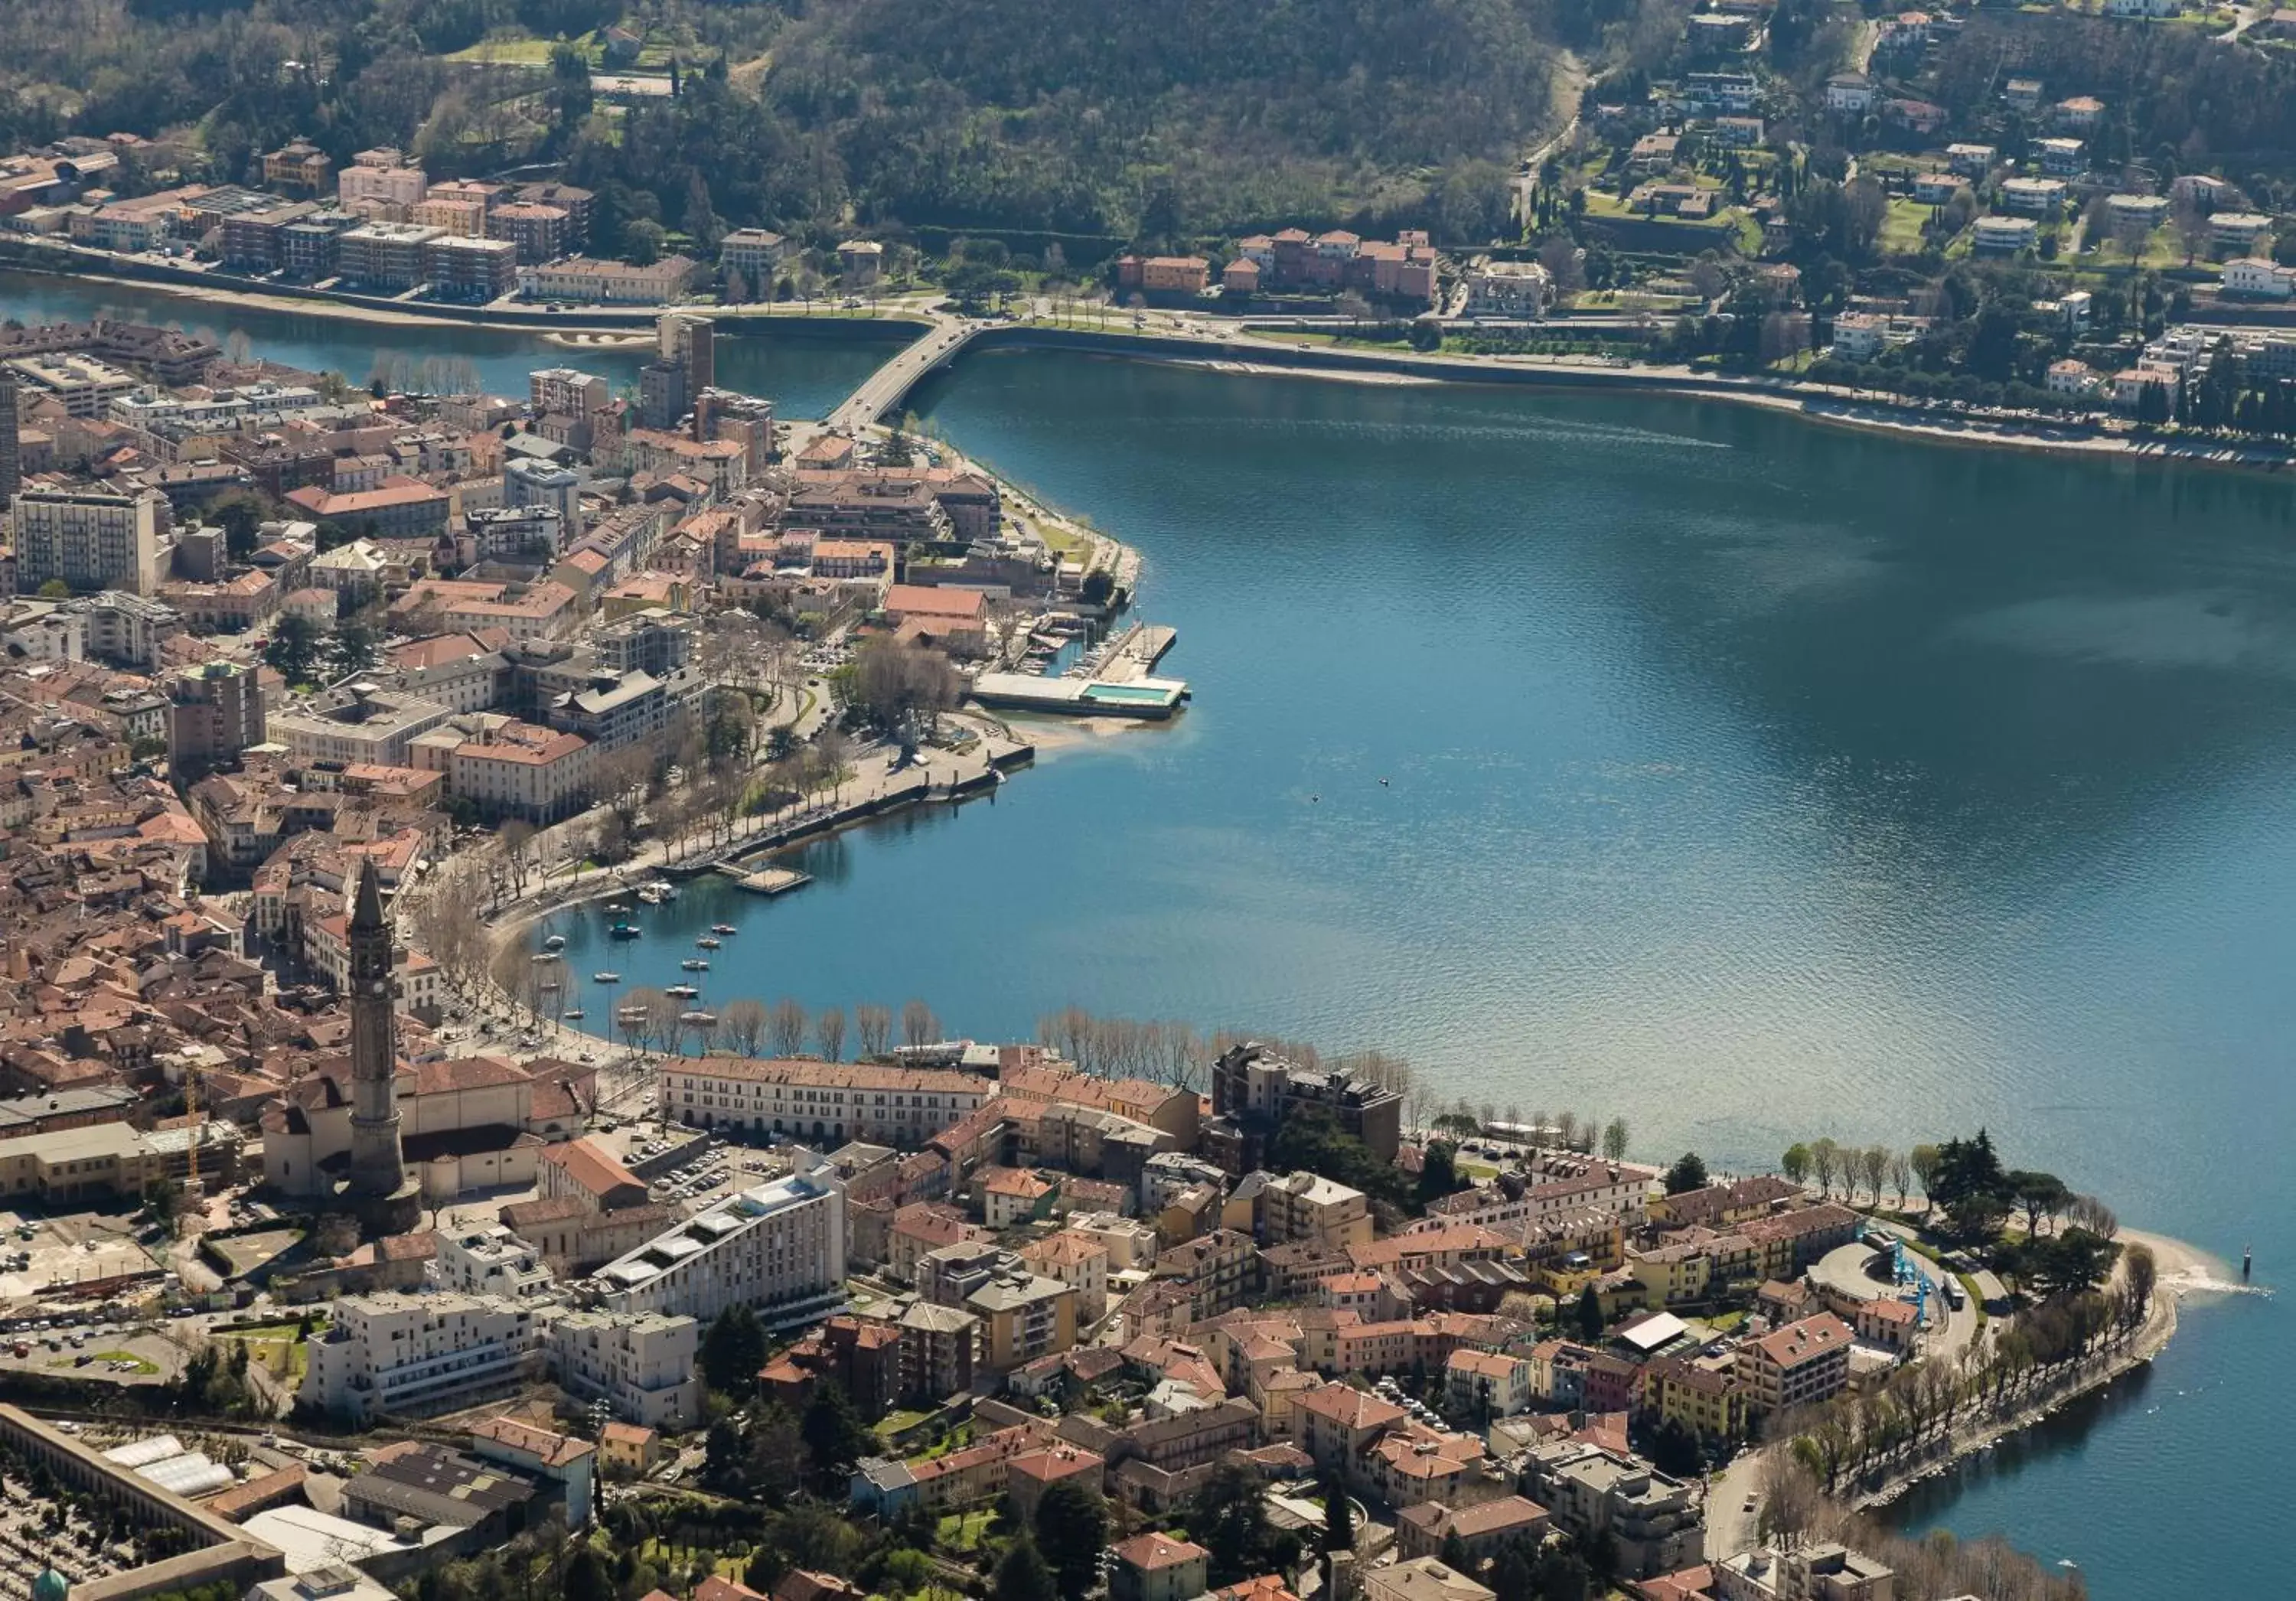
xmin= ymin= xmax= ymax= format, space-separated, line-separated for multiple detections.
xmin=823 ymin=308 xmax=983 ymax=431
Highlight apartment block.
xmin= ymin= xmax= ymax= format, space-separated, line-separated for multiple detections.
xmin=166 ymin=659 xmax=266 ymax=771
xmin=11 ymin=487 xmax=165 ymax=595
xmin=544 ymin=1309 xmax=702 ymax=1430
xmin=662 ymin=1058 xmax=993 ymax=1146
xmin=299 ymin=1291 xmax=543 ymax=1423
xmin=593 ymin=1169 xmax=848 ymax=1330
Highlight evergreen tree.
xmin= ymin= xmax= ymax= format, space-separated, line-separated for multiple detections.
xmin=1664 ymin=1153 xmax=1709 ymax=1194
xmin=993 ymin=1537 xmax=1059 ymax=1601
xmin=1490 ymin=1544 xmax=1533 ymax=1601
xmin=565 ymin=1548 xmax=613 ymax=1601
xmin=1033 ymin=1481 xmax=1108 ymax=1601
xmin=699 ymin=1305 xmax=767 ymax=1396
xmin=1417 ymin=1141 xmax=1463 ymax=1208
xmin=1575 ymin=1284 xmax=1605 ymax=1342
xmin=800 ymin=1382 xmax=872 ymax=1486
xmin=1319 ymin=1472 xmax=1353 ymax=1554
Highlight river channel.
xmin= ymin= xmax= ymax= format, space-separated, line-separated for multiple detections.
xmin=6 ymin=269 xmax=2288 ymax=1595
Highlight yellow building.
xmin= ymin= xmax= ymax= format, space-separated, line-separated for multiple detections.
xmin=1628 ymin=1241 xmax=1714 ymax=1306
xmin=967 ymin=1271 xmax=1077 ymax=1371
xmin=1641 ymin=1355 xmax=1746 ymax=1442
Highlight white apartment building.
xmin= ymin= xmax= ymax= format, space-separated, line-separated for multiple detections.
xmin=11 ymin=487 xmax=166 ymax=595
xmin=1463 ymin=260 xmax=1552 ymax=319
xmin=67 ymin=591 xmax=182 ymax=668
xmin=269 ymin=684 xmax=456 ymax=767
xmin=1971 ymin=215 xmax=2038 ymax=256
xmin=339 ymin=148 xmax=428 ymax=213
xmin=518 ymin=256 xmax=700 ymax=305
xmin=8 ymin=354 xmax=139 ymax=418
xmin=432 ymin=1225 xmax=557 ymax=1300
xmin=1998 ymin=177 xmax=2066 ymax=216
xmin=530 ymin=367 xmax=614 ymax=421
xmin=593 ymin=1169 xmax=848 ymax=1330
xmin=663 ymin=1058 xmax=993 ymax=1146
xmin=2223 ymin=258 xmax=2296 ymax=299
xmin=1424 ymin=1160 xmax=1652 ymax=1241
xmin=300 ymin=1291 xmax=544 ymax=1423
xmin=719 ymin=227 xmax=789 ymax=286
xmin=543 ymin=1309 xmax=701 ymax=1430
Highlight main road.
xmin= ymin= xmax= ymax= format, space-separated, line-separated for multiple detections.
xmin=823 ymin=305 xmax=979 ymax=432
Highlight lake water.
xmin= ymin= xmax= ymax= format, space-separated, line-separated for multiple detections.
xmin=7 ymin=269 xmax=2284 ymax=1594
xmin=0 ymin=269 xmax=901 ymax=420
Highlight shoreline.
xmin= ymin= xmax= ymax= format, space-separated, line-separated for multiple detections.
xmin=1852 ymin=1228 xmax=2232 ymax=1518
xmin=0 ymin=254 xmax=932 ymax=338
xmin=8 ymin=256 xmax=2291 ymax=479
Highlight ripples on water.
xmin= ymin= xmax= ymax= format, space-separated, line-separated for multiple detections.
xmin=4 ymin=266 xmax=2277 ymax=1594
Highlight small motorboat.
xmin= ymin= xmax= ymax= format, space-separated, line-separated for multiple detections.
xmin=681 ymin=958 xmax=709 ymax=972
xmin=606 ymin=902 xmax=628 ymax=915
xmin=636 ymin=885 xmax=665 ymax=905
xmin=697 ymin=937 xmax=722 ymax=950
xmin=680 ymin=1010 xmax=717 ymax=1028
xmin=666 ymin=983 xmax=699 ymax=1000
xmin=712 ymin=923 xmax=738 ymax=936
xmin=592 ymin=971 xmax=621 ymax=983
xmin=564 ymin=1008 xmax=585 ymax=1021
xmin=645 ymin=880 xmax=679 ymax=901
xmin=608 ymin=921 xmax=641 ymax=940
xmin=543 ymin=934 xmax=566 ymax=951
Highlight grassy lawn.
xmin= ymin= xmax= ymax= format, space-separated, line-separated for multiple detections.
xmin=229 ymin=1337 xmax=308 ymax=1381
xmin=935 ymin=1510 xmax=996 ymax=1552
xmin=876 ymin=1407 xmax=932 ymax=1436
xmin=1880 ymin=198 xmax=1937 ymax=256
xmin=444 ymin=34 xmax=569 ymax=64
xmin=917 ymin=1422 xmax=974 ymax=1460
xmin=96 ymin=1350 xmax=161 ymax=1374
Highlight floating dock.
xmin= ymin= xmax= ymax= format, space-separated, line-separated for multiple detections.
xmin=970 ymin=672 xmax=1189 ymax=719
xmin=721 ymin=866 xmax=814 ymax=895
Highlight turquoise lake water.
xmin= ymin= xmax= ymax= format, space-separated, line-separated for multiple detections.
xmin=6 ymin=269 xmax=2286 ymax=1595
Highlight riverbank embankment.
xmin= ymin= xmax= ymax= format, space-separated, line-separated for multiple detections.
xmin=15 ymin=249 xmax=2289 ymax=478
xmin=950 ymin=322 xmax=2296 ymax=480
xmin=0 ymin=242 xmax=933 ymax=339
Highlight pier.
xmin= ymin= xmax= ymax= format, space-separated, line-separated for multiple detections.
xmin=719 ymin=866 xmax=814 ymax=896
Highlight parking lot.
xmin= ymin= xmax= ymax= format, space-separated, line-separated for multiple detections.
xmin=0 ymin=1211 xmax=165 ymax=1303
xmin=0 ymin=1319 xmax=183 ymax=1386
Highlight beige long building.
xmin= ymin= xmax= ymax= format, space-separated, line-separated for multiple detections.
xmin=260 ymin=1053 xmax=579 ymax=1202
xmin=662 ymin=1058 xmax=993 ymax=1146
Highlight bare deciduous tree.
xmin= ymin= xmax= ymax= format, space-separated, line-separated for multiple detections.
xmin=901 ymin=998 xmax=938 ymax=1049
xmin=1861 ymin=1145 xmax=1890 ymax=1208
xmin=717 ymin=997 xmax=768 ymax=1056
xmin=855 ymin=1003 xmax=892 ymax=1058
xmin=769 ymin=997 xmax=809 ymax=1057
xmin=816 ymin=1006 xmax=847 ymax=1061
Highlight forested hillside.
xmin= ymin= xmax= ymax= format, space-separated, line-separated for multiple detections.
xmin=0 ymin=0 xmax=1567 ymax=246
xmin=765 ymin=0 xmax=1554 ymax=237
